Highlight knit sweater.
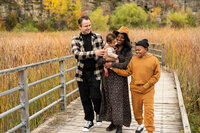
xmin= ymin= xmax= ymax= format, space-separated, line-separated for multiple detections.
xmin=112 ymin=53 xmax=160 ymax=94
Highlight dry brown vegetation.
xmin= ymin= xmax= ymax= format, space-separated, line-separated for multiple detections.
xmin=0 ymin=28 xmax=199 ymax=132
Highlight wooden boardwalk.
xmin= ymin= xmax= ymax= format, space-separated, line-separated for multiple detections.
xmin=32 ymin=70 xmax=184 ymax=133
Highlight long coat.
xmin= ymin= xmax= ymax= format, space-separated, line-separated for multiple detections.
xmin=100 ymin=49 xmax=132 ymax=127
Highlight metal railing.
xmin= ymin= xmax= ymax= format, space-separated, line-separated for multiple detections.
xmin=1 ymin=43 xmax=191 ymax=133
xmin=0 ymin=55 xmax=78 ymax=133
xmin=0 ymin=43 xmax=165 ymax=133
xmin=132 ymin=43 xmax=165 ymax=66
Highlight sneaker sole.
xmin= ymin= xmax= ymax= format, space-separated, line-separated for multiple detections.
xmin=96 ymin=122 xmax=102 ymax=127
xmin=82 ymin=126 xmax=94 ymax=132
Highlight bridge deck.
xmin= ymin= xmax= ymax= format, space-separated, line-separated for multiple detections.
xmin=32 ymin=70 xmax=183 ymax=133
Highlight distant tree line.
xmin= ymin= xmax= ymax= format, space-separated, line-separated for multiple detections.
xmin=0 ymin=1 xmax=200 ymax=32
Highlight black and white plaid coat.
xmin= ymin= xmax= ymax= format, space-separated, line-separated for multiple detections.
xmin=71 ymin=32 xmax=105 ymax=81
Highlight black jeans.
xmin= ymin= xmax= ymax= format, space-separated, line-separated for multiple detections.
xmin=78 ymin=71 xmax=101 ymax=121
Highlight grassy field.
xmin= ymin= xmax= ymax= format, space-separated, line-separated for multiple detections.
xmin=0 ymin=28 xmax=199 ymax=132
xmin=0 ymin=31 xmax=79 ymax=132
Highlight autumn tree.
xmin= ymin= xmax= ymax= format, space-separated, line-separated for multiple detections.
xmin=0 ymin=15 xmax=6 ymax=31
xmin=110 ymin=3 xmax=148 ymax=29
xmin=90 ymin=7 xmax=109 ymax=31
xmin=43 ymin=0 xmax=81 ymax=30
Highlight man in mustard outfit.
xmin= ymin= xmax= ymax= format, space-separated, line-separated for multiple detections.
xmin=111 ymin=39 xmax=161 ymax=133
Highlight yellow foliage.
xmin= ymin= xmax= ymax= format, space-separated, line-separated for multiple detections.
xmin=151 ymin=7 xmax=161 ymax=17
xmin=67 ymin=0 xmax=82 ymax=29
xmin=43 ymin=0 xmax=81 ymax=29
xmin=149 ymin=7 xmax=161 ymax=22
xmin=44 ymin=0 xmax=72 ymax=19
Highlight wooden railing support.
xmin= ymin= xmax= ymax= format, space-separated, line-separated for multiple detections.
xmin=161 ymin=44 xmax=165 ymax=66
xmin=19 ymin=70 xmax=30 ymax=133
xmin=0 ymin=55 xmax=76 ymax=132
xmin=59 ymin=60 xmax=66 ymax=112
xmin=152 ymin=44 xmax=155 ymax=56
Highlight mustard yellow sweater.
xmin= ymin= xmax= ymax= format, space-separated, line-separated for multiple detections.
xmin=112 ymin=53 xmax=161 ymax=94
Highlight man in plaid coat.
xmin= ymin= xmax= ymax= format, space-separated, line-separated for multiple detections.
xmin=71 ymin=15 xmax=105 ymax=132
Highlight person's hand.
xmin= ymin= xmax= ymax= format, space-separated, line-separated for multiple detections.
xmin=95 ymin=49 xmax=105 ymax=56
xmin=142 ymin=84 xmax=150 ymax=94
xmin=104 ymin=62 xmax=112 ymax=68
xmin=142 ymin=84 xmax=148 ymax=89
xmin=115 ymin=59 xmax=119 ymax=63
xmin=103 ymin=52 xmax=109 ymax=59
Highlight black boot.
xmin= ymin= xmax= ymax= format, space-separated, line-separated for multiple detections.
xmin=106 ymin=122 xmax=116 ymax=131
xmin=116 ymin=125 xmax=122 ymax=133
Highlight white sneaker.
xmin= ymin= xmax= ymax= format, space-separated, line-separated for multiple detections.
xmin=96 ymin=114 xmax=102 ymax=126
xmin=135 ymin=124 xmax=144 ymax=133
xmin=96 ymin=121 xmax=102 ymax=126
xmin=82 ymin=121 xmax=94 ymax=132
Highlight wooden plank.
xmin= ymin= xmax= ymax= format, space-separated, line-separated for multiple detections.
xmin=31 ymin=71 xmax=185 ymax=133
xmin=174 ymin=71 xmax=191 ymax=133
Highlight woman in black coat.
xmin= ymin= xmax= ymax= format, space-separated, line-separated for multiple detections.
xmin=99 ymin=26 xmax=133 ymax=133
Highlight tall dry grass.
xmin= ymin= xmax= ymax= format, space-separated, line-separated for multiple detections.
xmin=0 ymin=28 xmax=199 ymax=132
xmin=129 ymin=28 xmax=200 ymax=112
xmin=0 ymin=31 xmax=81 ymax=132
xmin=129 ymin=28 xmax=200 ymax=132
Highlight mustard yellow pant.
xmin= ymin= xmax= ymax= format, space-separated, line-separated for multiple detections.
xmin=131 ymin=89 xmax=155 ymax=133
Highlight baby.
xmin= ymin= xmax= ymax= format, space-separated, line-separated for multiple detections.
xmin=103 ymin=33 xmax=118 ymax=77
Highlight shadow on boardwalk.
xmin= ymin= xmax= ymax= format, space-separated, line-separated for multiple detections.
xmin=32 ymin=70 xmax=183 ymax=133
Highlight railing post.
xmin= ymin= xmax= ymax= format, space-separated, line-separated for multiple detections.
xmin=161 ymin=44 xmax=165 ymax=66
xmin=152 ymin=44 xmax=155 ymax=56
xmin=19 ymin=70 xmax=30 ymax=133
xmin=59 ymin=60 xmax=66 ymax=112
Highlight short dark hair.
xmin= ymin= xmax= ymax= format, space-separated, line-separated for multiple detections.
xmin=78 ymin=15 xmax=90 ymax=26
xmin=106 ymin=33 xmax=116 ymax=43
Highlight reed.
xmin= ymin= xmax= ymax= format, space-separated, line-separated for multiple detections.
xmin=0 ymin=28 xmax=199 ymax=132
xmin=0 ymin=32 xmax=79 ymax=132
xmin=129 ymin=28 xmax=199 ymax=112
xmin=129 ymin=28 xmax=200 ymax=132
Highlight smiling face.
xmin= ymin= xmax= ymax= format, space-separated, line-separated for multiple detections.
xmin=135 ymin=45 xmax=147 ymax=58
xmin=79 ymin=19 xmax=91 ymax=35
xmin=116 ymin=33 xmax=125 ymax=46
